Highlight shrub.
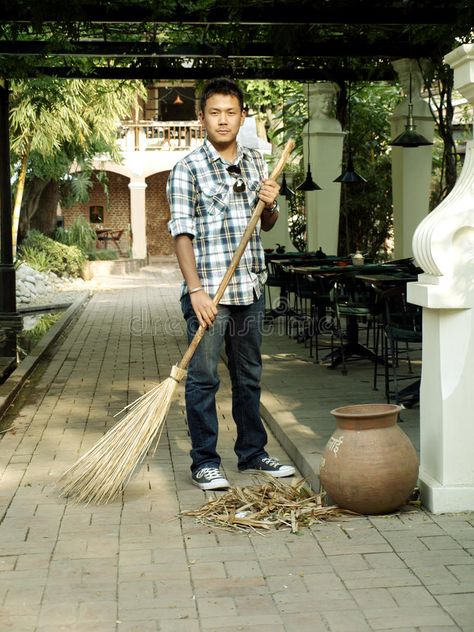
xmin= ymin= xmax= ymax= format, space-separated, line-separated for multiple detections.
xmin=54 ymin=216 xmax=97 ymax=253
xmin=18 ymin=230 xmax=86 ymax=277
xmin=87 ymin=249 xmax=119 ymax=261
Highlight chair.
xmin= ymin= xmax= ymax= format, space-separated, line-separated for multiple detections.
xmin=264 ymin=259 xmax=283 ymax=317
xmin=379 ymin=285 xmax=422 ymax=406
xmin=329 ymin=276 xmax=379 ymax=375
xmin=307 ymin=273 xmax=337 ymax=362
xmin=110 ymin=229 xmax=125 ymax=256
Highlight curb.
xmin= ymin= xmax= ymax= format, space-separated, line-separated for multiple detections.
xmin=0 ymin=292 xmax=90 ymax=420
xmin=259 ymin=391 xmax=323 ymax=491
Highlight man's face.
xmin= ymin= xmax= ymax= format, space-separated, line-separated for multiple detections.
xmin=199 ymin=93 xmax=245 ymax=147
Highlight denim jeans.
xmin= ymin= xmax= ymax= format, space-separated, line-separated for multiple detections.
xmin=181 ymin=293 xmax=268 ymax=473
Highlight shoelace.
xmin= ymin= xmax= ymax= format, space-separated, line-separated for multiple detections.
xmin=199 ymin=467 xmax=224 ymax=480
xmin=261 ymin=457 xmax=280 ymax=468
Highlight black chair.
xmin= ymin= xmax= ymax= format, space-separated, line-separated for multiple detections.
xmin=329 ymin=276 xmax=379 ymax=375
xmin=264 ymin=260 xmax=282 ymax=316
xmin=379 ymin=285 xmax=422 ymax=406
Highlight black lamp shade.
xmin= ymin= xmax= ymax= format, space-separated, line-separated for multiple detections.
xmin=333 ymin=156 xmax=367 ymax=183
xmin=280 ymin=173 xmax=295 ymax=198
xmin=297 ymin=166 xmax=321 ymax=191
xmin=390 ymin=102 xmax=433 ymax=148
xmin=390 ymin=125 xmax=433 ymax=148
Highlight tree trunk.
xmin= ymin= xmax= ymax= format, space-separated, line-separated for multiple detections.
xmin=18 ymin=176 xmax=49 ymax=242
xmin=12 ymin=150 xmax=29 ymax=257
xmin=30 ymin=180 xmax=60 ymax=236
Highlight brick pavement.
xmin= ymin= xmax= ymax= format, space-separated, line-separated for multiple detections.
xmin=1 ymin=259 xmax=474 ymax=632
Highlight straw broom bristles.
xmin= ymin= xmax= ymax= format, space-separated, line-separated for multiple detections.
xmin=58 ymin=365 xmax=186 ymax=504
xmin=57 ymin=140 xmax=295 ymax=505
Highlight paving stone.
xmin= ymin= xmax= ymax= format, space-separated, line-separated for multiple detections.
xmin=388 ymin=585 xmax=439 ymax=607
xmin=350 ymin=587 xmax=398 ymax=609
xmin=363 ymin=606 xmax=457 ymax=629
xmin=322 ymin=610 xmax=373 ymax=631
xmin=200 ymin=614 xmax=285 ymax=629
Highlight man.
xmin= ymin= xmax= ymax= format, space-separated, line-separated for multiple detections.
xmin=167 ymin=78 xmax=295 ymax=490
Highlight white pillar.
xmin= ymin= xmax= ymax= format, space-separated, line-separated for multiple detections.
xmin=391 ymin=59 xmax=435 ymax=259
xmin=407 ymin=43 xmax=474 ymax=513
xmin=128 ymin=180 xmax=147 ymax=260
xmin=304 ymin=83 xmax=344 ymax=254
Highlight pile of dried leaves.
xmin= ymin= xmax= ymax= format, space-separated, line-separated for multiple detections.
xmin=181 ymin=477 xmax=356 ymax=533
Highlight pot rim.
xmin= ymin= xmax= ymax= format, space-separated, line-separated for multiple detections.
xmin=330 ymin=403 xmax=402 ymax=419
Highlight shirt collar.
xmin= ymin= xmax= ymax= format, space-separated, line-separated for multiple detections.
xmin=203 ymin=138 xmax=251 ymax=166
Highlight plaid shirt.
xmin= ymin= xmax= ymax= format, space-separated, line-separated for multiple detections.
xmin=167 ymin=139 xmax=270 ymax=305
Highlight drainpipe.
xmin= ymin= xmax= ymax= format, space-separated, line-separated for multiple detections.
xmin=0 ymin=81 xmax=21 ymax=329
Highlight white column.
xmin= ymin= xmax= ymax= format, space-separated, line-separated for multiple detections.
xmin=128 ymin=180 xmax=148 ymax=260
xmin=304 ymin=83 xmax=344 ymax=254
xmin=391 ymin=59 xmax=435 ymax=259
xmin=407 ymin=43 xmax=474 ymax=513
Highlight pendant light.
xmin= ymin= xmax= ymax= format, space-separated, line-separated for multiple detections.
xmin=297 ymin=83 xmax=321 ymax=191
xmin=389 ymin=69 xmax=432 ymax=147
xmin=389 ymin=12 xmax=432 ymax=149
xmin=334 ymin=79 xmax=367 ymax=183
xmin=173 ymin=93 xmax=184 ymax=105
xmin=280 ymin=173 xmax=295 ymax=199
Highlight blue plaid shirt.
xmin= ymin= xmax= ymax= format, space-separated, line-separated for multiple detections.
xmin=167 ymin=139 xmax=269 ymax=305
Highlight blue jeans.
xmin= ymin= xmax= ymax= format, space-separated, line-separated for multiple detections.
xmin=181 ymin=293 xmax=268 ymax=473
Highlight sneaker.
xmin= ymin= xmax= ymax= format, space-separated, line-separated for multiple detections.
xmin=239 ymin=456 xmax=296 ymax=478
xmin=192 ymin=466 xmax=230 ymax=491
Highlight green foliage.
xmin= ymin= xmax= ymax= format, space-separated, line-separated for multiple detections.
xmin=288 ymin=189 xmax=307 ymax=252
xmin=54 ymin=216 xmax=97 ymax=253
xmin=87 ymin=249 xmax=119 ymax=261
xmin=18 ymin=313 xmax=62 ymax=351
xmin=16 ymin=245 xmax=51 ymax=273
xmin=18 ymin=230 xmax=86 ymax=277
xmin=340 ymin=82 xmax=399 ymax=257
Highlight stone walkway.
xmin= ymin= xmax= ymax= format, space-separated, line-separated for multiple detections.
xmin=1 ymin=260 xmax=473 ymax=632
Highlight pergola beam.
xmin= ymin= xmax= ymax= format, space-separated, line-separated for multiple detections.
xmin=0 ymin=40 xmax=432 ymax=59
xmin=0 ymin=2 xmax=467 ymax=26
xmin=16 ymin=63 xmax=395 ymax=81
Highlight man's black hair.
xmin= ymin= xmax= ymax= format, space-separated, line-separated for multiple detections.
xmin=199 ymin=78 xmax=244 ymax=113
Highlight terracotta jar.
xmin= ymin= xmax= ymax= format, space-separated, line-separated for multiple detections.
xmin=319 ymin=403 xmax=419 ymax=514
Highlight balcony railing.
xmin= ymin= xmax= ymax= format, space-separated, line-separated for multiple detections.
xmin=118 ymin=120 xmax=205 ymax=152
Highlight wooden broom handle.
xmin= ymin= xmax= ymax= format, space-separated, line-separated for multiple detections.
xmin=178 ymin=139 xmax=295 ymax=371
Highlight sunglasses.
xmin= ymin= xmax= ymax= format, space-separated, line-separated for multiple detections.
xmin=227 ymin=165 xmax=246 ymax=192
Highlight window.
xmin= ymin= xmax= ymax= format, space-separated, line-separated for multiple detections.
xmin=89 ymin=205 xmax=104 ymax=223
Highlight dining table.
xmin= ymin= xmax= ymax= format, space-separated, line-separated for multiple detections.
xmin=287 ymin=263 xmax=417 ymax=369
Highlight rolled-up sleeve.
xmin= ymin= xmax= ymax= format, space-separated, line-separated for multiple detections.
xmin=167 ymin=161 xmax=197 ymax=238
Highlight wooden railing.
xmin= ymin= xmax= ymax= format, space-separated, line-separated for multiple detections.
xmin=118 ymin=120 xmax=205 ymax=151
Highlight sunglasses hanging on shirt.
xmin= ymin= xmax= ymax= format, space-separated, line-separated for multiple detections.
xmin=227 ymin=165 xmax=246 ymax=192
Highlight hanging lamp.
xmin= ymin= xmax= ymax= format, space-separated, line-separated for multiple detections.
xmin=297 ymin=84 xmax=322 ymax=191
xmin=173 ymin=93 xmax=184 ymax=105
xmin=334 ymin=80 xmax=367 ymax=183
xmin=280 ymin=173 xmax=295 ymax=199
xmin=389 ymin=77 xmax=432 ymax=148
xmin=389 ymin=15 xmax=432 ymax=148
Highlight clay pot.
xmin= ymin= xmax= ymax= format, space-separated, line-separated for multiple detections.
xmin=319 ymin=403 xmax=419 ymax=514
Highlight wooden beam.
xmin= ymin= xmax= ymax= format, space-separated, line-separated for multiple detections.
xmin=0 ymin=39 xmax=432 ymax=59
xmin=0 ymin=2 xmax=466 ymax=26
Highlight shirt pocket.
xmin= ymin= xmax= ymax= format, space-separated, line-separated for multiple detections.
xmin=198 ymin=181 xmax=229 ymax=217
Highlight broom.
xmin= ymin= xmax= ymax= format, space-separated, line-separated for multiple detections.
xmin=58 ymin=139 xmax=295 ymax=504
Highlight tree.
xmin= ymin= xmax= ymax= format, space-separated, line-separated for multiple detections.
xmin=9 ymin=77 xmax=145 ymax=254
xmin=337 ymin=82 xmax=399 ymax=257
